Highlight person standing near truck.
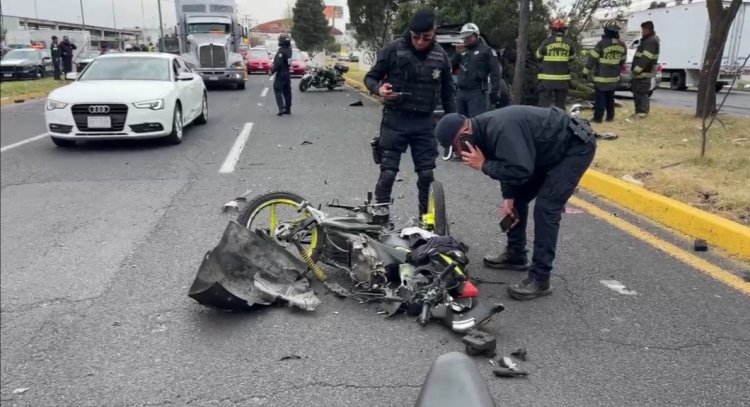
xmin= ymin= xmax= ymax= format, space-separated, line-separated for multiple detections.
xmin=583 ymin=20 xmax=626 ymax=122
xmin=536 ymin=19 xmax=576 ymax=109
xmin=452 ymin=23 xmax=503 ymax=117
xmin=631 ymin=21 xmax=660 ymax=118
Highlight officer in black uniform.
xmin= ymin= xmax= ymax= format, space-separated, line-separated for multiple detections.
xmin=434 ymin=106 xmax=596 ymax=300
xmin=452 ymin=23 xmax=502 ymax=117
xmin=271 ymin=34 xmax=293 ymax=116
xmin=59 ymin=36 xmax=77 ymax=75
xmin=50 ymin=36 xmax=61 ymax=80
xmin=364 ymin=9 xmax=456 ymax=218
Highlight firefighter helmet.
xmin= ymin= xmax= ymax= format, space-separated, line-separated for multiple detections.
xmin=603 ymin=20 xmax=622 ymax=32
xmin=550 ymin=18 xmax=568 ymax=31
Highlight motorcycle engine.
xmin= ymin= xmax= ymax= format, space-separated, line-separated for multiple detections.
xmin=348 ymin=235 xmax=387 ymax=288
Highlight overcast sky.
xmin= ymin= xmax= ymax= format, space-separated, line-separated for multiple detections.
xmin=2 ymin=0 xmax=348 ymax=29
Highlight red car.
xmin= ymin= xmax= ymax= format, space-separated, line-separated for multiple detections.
xmin=238 ymin=44 xmax=250 ymax=59
xmin=246 ymin=48 xmax=272 ymax=74
xmin=289 ymin=49 xmax=307 ymax=77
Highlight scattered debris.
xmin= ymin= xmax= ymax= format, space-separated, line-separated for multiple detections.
xmin=681 ymin=138 xmax=689 ymax=143
xmin=732 ymin=138 xmax=749 ymax=147
xmin=462 ymin=329 xmax=497 ymax=357
xmin=471 ymin=277 xmax=507 ymax=285
xmin=439 ymin=336 xmax=449 ymax=346
xmin=12 ymin=388 xmax=30 ymax=395
xmin=222 ymin=191 xmax=252 ymax=212
xmin=301 ymin=140 xmax=313 ymax=145
xmin=493 ymin=368 xmax=529 ymax=378
xmin=349 ymin=100 xmax=364 ymax=106
xmin=600 ymin=279 xmax=637 ymax=295
xmin=597 ymin=132 xmax=618 ymax=140
xmin=499 ymin=356 xmax=517 ymax=370
xmin=112 ymin=321 xmax=121 ymax=327
xmin=564 ymin=205 xmax=583 ymax=214
xmin=280 ymin=355 xmax=302 ymax=361
xmin=660 ymin=161 xmax=684 ymax=169
xmin=377 ymin=310 xmax=388 ymax=315
xmin=14 ymin=99 xmax=25 ymax=104
xmin=621 ymin=174 xmax=644 ymax=186
xmin=510 ymin=348 xmax=528 ymax=361
xmin=694 ymin=239 xmax=708 ymax=252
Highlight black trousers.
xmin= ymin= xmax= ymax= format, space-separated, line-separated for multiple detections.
xmin=62 ymin=57 xmax=73 ymax=74
xmin=505 ymin=136 xmax=596 ymax=283
xmin=273 ymin=73 xmax=292 ymax=112
xmin=632 ymin=78 xmax=651 ymax=114
xmin=374 ymin=109 xmax=437 ymax=214
xmin=538 ymin=84 xmax=568 ymax=109
xmin=52 ymin=57 xmax=61 ymax=79
xmin=457 ymin=88 xmax=489 ymax=117
xmin=593 ymin=88 xmax=615 ymax=121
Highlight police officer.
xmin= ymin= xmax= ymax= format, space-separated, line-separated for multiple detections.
xmin=583 ymin=20 xmax=626 ymax=123
xmin=434 ymin=106 xmax=596 ymax=300
xmin=536 ymin=19 xmax=576 ymax=109
xmin=452 ymin=23 xmax=502 ymax=117
xmin=50 ymin=36 xmax=61 ymax=80
xmin=631 ymin=21 xmax=660 ymax=118
xmin=364 ymin=9 xmax=456 ymax=218
xmin=59 ymin=36 xmax=77 ymax=75
xmin=271 ymin=34 xmax=293 ymax=116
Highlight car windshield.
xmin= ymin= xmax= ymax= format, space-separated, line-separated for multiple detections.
xmin=249 ymin=50 xmax=267 ymax=59
xmin=292 ymin=50 xmax=302 ymax=60
xmin=188 ymin=23 xmax=230 ymax=34
xmin=3 ymin=50 xmax=40 ymax=60
xmin=78 ymin=51 xmax=101 ymax=59
xmin=78 ymin=57 xmax=170 ymax=81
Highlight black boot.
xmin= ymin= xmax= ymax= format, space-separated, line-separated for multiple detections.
xmin=507 ymin=277 xmax=553 ymax=300
xmin=483 ymin=248 xmax=528 ymax=271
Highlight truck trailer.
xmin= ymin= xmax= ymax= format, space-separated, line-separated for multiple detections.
xmin=625 ymin=1 xmax=750 ymax=92
xmin=174 ymin=0 xmax=247 ymax=89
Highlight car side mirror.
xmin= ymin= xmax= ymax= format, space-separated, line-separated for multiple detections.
xmin=65 ymin=72 xmax=78 ymax=80
xmin=178 ymin=72 xmax=196 ymax=81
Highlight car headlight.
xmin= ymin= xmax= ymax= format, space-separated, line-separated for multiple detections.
xmin=133 ymin=99 xmax=165 ymax=110
xmin=46 ymin=99 xmax=68 ymax=110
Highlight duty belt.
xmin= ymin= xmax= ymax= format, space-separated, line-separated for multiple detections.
xmin=567 ymin=117 xmax=595 ymax=143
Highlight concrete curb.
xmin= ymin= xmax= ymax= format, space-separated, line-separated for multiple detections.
xmin=344 ymin=73 xmax=750 ymax=261
xmin=580 ymin=171 xmax=750 ymax=261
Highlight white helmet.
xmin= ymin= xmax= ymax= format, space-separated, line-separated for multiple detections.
xmin=460 ymin=23 xmax=480 ymax=39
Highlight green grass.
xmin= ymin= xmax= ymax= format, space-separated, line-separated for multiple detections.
xmin=0 ymin=78 xmax=66 ymax=104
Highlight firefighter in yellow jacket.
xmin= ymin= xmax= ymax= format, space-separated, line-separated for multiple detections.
xmin=536 ymin=19 xmax=577 ymax=109
xmin=583 ymin=20 xmax=626 ymax=122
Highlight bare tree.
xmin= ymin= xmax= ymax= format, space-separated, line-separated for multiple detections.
xmin=695 ymin=0 xmax=743 ymax=117
xmin=513 ymin=0 xmax=530 ymax=104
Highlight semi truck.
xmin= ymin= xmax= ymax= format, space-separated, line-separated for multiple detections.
xmin=624 ymin=1 xmax=750 ymax=92
xmin=174 ymin=0 xmax=247 ymax=89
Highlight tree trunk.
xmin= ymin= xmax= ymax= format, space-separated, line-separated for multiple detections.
xmin=513 ymin=0 xmax=530 ymax=104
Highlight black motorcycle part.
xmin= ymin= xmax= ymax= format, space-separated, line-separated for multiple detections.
xmin=462 ymin=329 xmax=497 ymax=357
xmin=415 ymin=352 xmax=497 ymax=407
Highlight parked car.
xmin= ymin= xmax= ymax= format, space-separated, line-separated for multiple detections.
xmin=45 ymin=53 xmax=208 ymax=147
xmin=238 ymin=44 xmax=250 ymax=59
xmin=0 ymin=48 xmax=53 ymax=80
xmin=289 ymin=49 xmax=307 ymax=77
xmin=301 ymin=51 xmax=311 ymax=62
xmin=246 ymin=48 xmax=272 ymax=74
xmin=74 ymin=51 xmax=102 ymax=73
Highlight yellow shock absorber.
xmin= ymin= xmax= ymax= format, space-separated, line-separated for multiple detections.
xmin=295 ymin=242 xmax=327 ymax=281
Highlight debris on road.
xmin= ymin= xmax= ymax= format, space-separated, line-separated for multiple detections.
xmin=280 ymin=355 xmax=302 ymax=361
xmin=693 ymin=239 xmax=708 ymax=252
xmin=12 ymin=388 xmax=30 ymax=394
xmin=600 ymin=279 xmax=638 ymax=295
xmin=349 ymin=100 xmax=364 ymax=106
xmin=493 ymin=368 xmax=529 ymax=378
xmin=511 ymin=348 xmax=528 ymax=361
xmin=499 ymin=356 xmax=517 ymax=370
xmin=301 ymin=140 xmax=313 ymax=145
xmin=564 ymin=205 xmax=584 ymax=214
xmin=462 ymin=329 xmax=497 ymax=357
xmin=596 ymin=132 xmax=618 ymax=141
xmin=621 ymin=174 xmax=644 ymax=186
xmin=222 ymin=191 xmax=252 ymax=213
xmin=14 ymin=99 xmax=25 ymax=104
xmin=732 ymin=138 xmax=749 ymax=147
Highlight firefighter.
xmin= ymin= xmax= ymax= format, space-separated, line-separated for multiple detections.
xmin=631 ymin=21 xmax=660 ymax=118
xmin=536 ymin=19 xmax=576 ymax=109
xmin=452 ymin=23 xmax=502 ymax=117
xmin=583 ymin=20 xmax=627 ymax=122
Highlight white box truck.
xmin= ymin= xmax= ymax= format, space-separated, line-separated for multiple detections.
xmin=625 ymin=0 xmax=750 ymax=91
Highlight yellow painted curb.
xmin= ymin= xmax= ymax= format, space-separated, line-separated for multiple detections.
xmin=580 ymin=170 xmax=750 ymax=261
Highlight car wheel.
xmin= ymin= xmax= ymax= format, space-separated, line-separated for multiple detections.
xmin=50 ymin=136 xmax=75 ymax=147
xmin=194 ymin=93 xmax=208 ymax=125
xmin=237 ymin=81 xmax=246 ymax=90
xmin=165 ymin=105 xmax=183 ymax=145
xmin=37 ymin=67 xmax=45 ymax=79
xmin=670 ymin=71 xmax=687 ymax=91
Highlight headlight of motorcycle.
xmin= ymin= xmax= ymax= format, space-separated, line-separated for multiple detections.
xmin=46 ymin=99 xmax=68 ymax=111
xmin=133 ymin=99 xmax=165 ymax=110
xmin=231 ymin=61 xmax=244 ymax=69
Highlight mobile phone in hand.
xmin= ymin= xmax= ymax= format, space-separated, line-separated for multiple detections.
xmin=499 ymin=214 xmax=515 ymax=232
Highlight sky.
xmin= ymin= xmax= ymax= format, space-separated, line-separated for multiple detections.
xmin=1 ymin=0 xmax=349 ymax=30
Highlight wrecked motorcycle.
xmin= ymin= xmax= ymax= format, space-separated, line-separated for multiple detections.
xmin=233 ymin=182 xmax=504 ymax=334
xmin=298 ymin=62 xmax=347 ymax=92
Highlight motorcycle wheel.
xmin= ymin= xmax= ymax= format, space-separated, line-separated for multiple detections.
xmin=422 ymin=181 xmax=449 ymax=236
xmin=237 ymin=191 xmax=325 ymax=268
xmin=299 ymin=77 xmax=312 ymax=92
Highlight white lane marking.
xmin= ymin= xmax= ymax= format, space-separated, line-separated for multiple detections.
xmin=257 ymin=103 xmax=263 ymax=106
xmin=219 ymin=123 xmax=253 ymax=174
xmin=0 ymin=133 xmax=48 ymax=153
xmin=600 ymin=280 xmax=638 ymax=295
xmin=269 ymin=74 xmax=274 ymax=81
xmin=261 ymin=87 xmax=269 ymax=97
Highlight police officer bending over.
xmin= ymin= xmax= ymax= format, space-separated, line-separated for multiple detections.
xmin=434 ymin=106 xmax=596 ymax=300
xmin=364 ymin=9 xmax=456 ymax=219
xmin=271 ymin=34 xmax=293 ymax=116
xmin=452 ymin=23 xmax=502 ymax=117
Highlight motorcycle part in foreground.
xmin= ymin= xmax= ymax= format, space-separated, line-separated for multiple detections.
xmin=511 ymin=348 xmax=528 ymax=361
xmin=414 ymin=352 xmax=497 ymax=407
xmin=188 ymin=221 xmax=320 ymax=311
xmin=462 ymin=329 xmax=497 ymax=357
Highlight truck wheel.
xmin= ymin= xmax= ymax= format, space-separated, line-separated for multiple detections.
xmin=670 ymin=72 xmax=687 ymax=91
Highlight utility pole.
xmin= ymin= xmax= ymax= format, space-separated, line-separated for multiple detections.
xmin=157 ymin=0 xmax=165 ymax=52
xmin=111 ymin=0 xmax=120 ymax=49
xmin=33 ymin=0 xmax=39 ymax=19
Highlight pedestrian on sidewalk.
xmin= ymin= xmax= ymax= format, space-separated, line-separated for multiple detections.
xmin=583 ymin=20 xmax=626 ymax=123
xmin=434 ymin=106 xmax=596 ymax=300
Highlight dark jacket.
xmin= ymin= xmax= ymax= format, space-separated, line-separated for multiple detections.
xmin=59 ymin=40 xmax=77 ymax=59
xmin=632 ymin=33 xmax=660 ymax=79
xmin=473 ymin=106 xmax=573 ymax=199
xmin=50 ymin=42 xmax=60 ymax=59
xmin=365 ymin=33 xmax=456 ymax=114
xmin=451 ymin=37 xmax=501 ymax=95
xmin=272 ymin=45 xmax=292 ymax=76
xmin=535 ymin=33 xmax=576 ymax=87
xmin=584 ymin=33 xmax=626 ymax=91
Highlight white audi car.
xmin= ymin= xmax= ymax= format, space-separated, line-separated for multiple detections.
xmin=45 ymin=52 xmax=208 ymax=147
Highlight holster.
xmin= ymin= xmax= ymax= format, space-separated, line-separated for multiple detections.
xmin=568 ymin=117 xmax=595 ymax=143
xmin=370 ymin=136 xmax=382 ymax=164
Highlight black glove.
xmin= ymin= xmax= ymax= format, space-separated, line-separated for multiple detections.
xmin=489 ymin=92 xmax=500 ymax=105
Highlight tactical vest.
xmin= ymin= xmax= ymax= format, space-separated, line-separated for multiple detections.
xmin=384 ymin=39 xmax=445 ymax=114
xmin=590 ymin=38 xmax=626 ymax=91
xmin=537 ymin=34 xmax=575 ymax=86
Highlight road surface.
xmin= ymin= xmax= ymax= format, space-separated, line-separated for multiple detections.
xmin=2 ymin=75 xmax=749 ymax=407
xmin=617 ymin=87 xmax=750 ymax=116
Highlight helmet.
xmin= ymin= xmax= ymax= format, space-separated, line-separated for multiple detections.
xmin=550 ymin=18 xmax=568 ymax=31
xmin=460 ymin=23 xmax=480 ymax=39
xmin=603 ymin=20 xmax=621 ymax=32
xmin=278 ymin=34 xmax=291 ymax=47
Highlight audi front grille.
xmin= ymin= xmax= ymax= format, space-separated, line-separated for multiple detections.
xmin=71 ymin=104 xmax=128 ymax=132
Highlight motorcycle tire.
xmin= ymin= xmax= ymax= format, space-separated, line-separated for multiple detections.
xmin=237 ymin=191 xmax=325 ymax=265
xmin=426 ymin=181 xmax=449 ymax=236
xmin=299 ymin=78 xmax=312 ymax=92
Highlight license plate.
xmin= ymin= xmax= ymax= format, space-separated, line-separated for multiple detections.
xmin=87 ymin=116 xmax=111 ymax=129
xmin=208 ymin=76 xmax=219 ymax=81
xmin=2 ymin=73 xmax=12 ymax=78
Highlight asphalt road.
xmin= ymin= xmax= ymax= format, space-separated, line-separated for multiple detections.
xmin=2 ymin=75 xmax=749 ymax=407
xmin=617 ymin=87 xmax=750 ymax=116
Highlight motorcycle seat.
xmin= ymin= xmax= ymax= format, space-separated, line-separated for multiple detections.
xmin=414 ymin=352 xmax=496 ymax=407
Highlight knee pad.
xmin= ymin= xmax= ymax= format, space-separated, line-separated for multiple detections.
xmin=417 ymin=170 xmax=434 ymax=187
xmin=379 ymin=169 xmax=398 ymax=185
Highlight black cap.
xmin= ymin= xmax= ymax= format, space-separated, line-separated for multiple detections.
xmin=435 ymin=113 xmax=467 ymax=150
xmin=409 ymin=9 xmax=436 ymax=33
